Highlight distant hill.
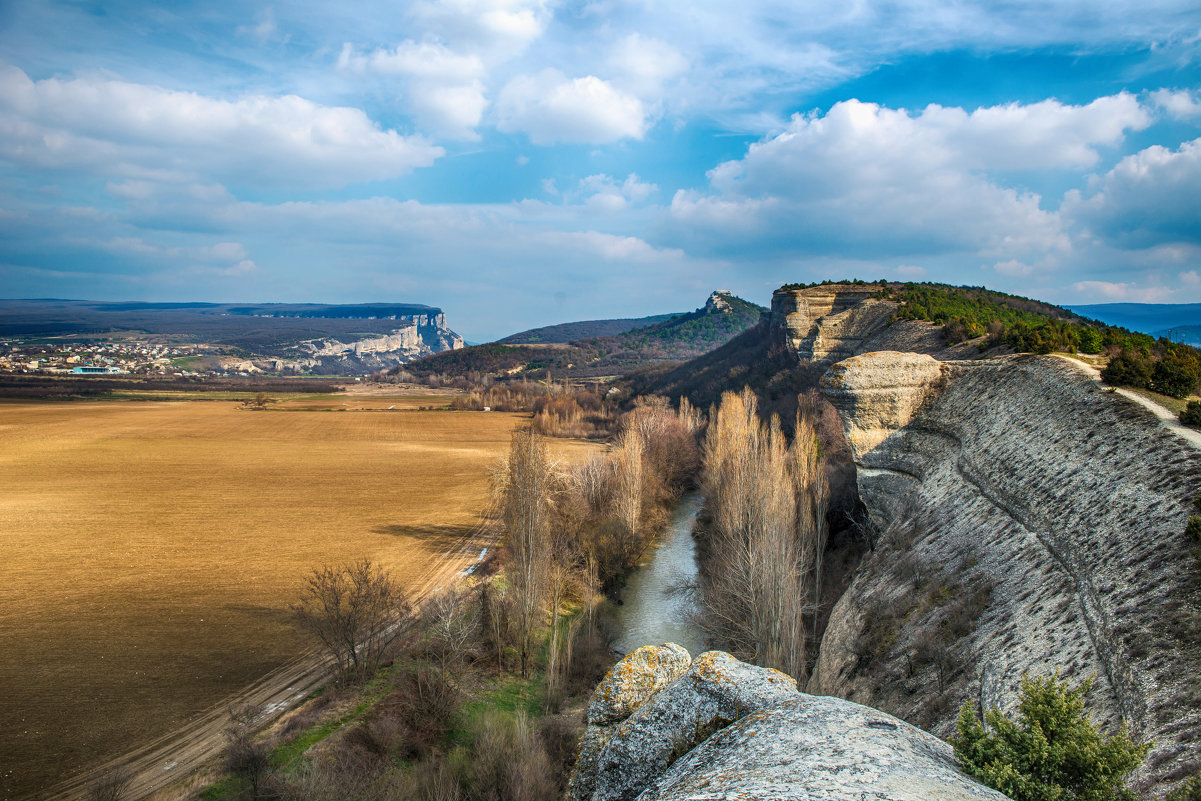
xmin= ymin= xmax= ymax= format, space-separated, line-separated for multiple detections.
xmin=1068 ymin=303 xmax=1201 ymax=335
xmin=405 ymin=291 xmax=765 ymax=380
xmin=1156 ymin=325 xmax=1201 ymax=345
xmin=498 ymin=313 xmax=681 ymax=344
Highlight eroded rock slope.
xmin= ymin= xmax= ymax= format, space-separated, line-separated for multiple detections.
xmin=814 ymin=352 xmax=1201 ymax=792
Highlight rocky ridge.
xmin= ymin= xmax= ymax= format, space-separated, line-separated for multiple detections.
xmin=814 ymin=350 xmax=1201 ymax=792
xmin=570 ymin=645 xmax=1009 ymax=801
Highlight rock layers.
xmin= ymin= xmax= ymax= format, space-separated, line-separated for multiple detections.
xmin=816 ymin=352 xmax=1201 ymax=792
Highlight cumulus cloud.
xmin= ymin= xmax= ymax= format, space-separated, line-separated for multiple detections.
xmin=1150 ymin=89 xmax=1201 ymax=120
xmin=1063 ymin=138 xmax=1201 ymax=247
xmin=573 ymin=173 xmax=659 ymax=212
xmin=0 ymin=66 xmax=443 ymax=188
xmin=607 ymin=34 xmax=689 ymax=96
xmin=667 ymin=96 xmax=1154 ymax=261
xmin=408 ymin=0 xmax=551 ymax=58
xmin=495 ymin=70 xmax=647 ymax=144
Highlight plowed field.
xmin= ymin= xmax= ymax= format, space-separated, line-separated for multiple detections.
xmin=0 ymin=399 xmax=594 ymax=798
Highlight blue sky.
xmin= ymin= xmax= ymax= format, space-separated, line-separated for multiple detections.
xmin=1 ymin=1 xmax=1199 ymax=341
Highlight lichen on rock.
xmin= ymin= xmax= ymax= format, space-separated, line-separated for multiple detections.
xmin=571 ymin=647 xmax=1007 ymax=801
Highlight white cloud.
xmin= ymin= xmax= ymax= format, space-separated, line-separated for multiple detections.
xmin=607 ymin=34 xmax=689 ymax=96
xmin=1063 ymin=138 xmax=1201 ymax=247
xmin=894 ymin=265 xmax=928 ymax=278
xmin=0 ymin=66 xmax=443 ymax=188
xmin=1071 ymin=280 xmax=1173 ymax=302
xmin=574 ymin=173 xmax=658 ymax=212
xmin=495 ymin=70 xmax=647 ymax=144
xmin=408 ymin=0 xmax=551 ymax=57
xmin=1150 ymin=89 xmax=1201 ymax=120
xmin=670 ymin=97 xmax=1124 ymax=261
xmin=1182 ymin=269 xmax=1201 ymax=286
xmin=993 ymin=259 xmax=1035 ymax=277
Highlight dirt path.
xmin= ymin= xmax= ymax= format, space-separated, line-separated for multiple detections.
xmin=1052 ymin=355 xmax=1201 ymax=449
xmin=34 ymin=526 xmax=496 ymax=801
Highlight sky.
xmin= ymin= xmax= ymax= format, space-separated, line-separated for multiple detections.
xmin=1 ymin=2 xmax=1200 ymax=341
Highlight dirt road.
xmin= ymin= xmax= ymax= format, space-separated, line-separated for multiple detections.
xmin=33 ymin=525 xmax=494 ymax=801
xmin=1053 ymin=355 xmax=1201 ymax=449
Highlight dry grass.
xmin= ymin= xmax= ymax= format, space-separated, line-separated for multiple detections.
xmin=0 ymin=398 xmax=595 ymax=797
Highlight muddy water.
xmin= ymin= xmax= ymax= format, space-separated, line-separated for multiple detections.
xmin=612 ymin=493 xmax=708 ymax=656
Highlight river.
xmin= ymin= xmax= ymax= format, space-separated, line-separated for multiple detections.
xmin=612 ymin=492 xmax=708 ymax=656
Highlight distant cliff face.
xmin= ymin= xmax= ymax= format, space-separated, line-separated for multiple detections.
xmin=276 ymin=317 xmax=464 ymax=374
xmin=815 ymin=352 xmax=1201 ymax=793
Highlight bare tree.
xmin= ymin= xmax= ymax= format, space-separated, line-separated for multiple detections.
xmin=699 ymin=388 xmax=813 ymax=680
xmin=611 ymin=425 xmax=645 ymax=562
xmin=86 ymin=765 xmax=133 ymax=801
xmin=292 ymin=559 xmax=412 ymax=682
xmin=222 ymin=703 xmax=273 ymax=799
xmin=498 ymin=427 xmax=554 ymax=677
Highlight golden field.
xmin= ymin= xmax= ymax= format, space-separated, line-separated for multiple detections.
xmin=0 ymin=397 xmax=596 ymax=797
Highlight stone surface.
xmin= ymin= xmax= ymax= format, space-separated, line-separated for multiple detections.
xmin=587 ymin=643 xmax=692 ymax=726
xmin=591 ymin=651 xmax=797 ymax=801
xmin=820 ymin=351 xmax=945 ymax=458
xmin=642 ymin=696 xmax=1010 ymax=801
xmin=570 ymin=644 xmax=694 ymax=801
xmin=815 ymin=352 xmax=1201 ymax=792
xmin=572 ymin=649 xmax=1008 ymax=801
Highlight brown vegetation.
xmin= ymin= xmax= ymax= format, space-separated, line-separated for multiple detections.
xmin=696 ymin=388 xmax=829 ymax=681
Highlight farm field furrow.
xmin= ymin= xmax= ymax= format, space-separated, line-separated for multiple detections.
xmin=0 ymin=399 xmax=595 ymax=798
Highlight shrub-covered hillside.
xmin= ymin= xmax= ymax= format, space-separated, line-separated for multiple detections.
xmin=403 ymin=292 xmax=764 ymax=381
xmin=779 ymin=280 xmax=1201 ymax=399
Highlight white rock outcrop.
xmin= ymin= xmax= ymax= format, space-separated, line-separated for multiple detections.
xmin=571 ymin=645 xmax=1009 ymax=801
xmin=816 ymin=352 xmax=1201 ymax=793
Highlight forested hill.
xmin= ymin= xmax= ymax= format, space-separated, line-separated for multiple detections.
xmin=498 ymin=313 xmax=680 ymax=344
xmin=403 ymin=291 xmax=765 ymax=380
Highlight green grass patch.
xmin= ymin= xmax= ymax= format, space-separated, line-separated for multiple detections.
xmin=1125 ymin=387 xmax=1192 ymax=416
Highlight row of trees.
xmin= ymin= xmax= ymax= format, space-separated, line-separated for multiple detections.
xmin=498 ymin=397 xmax=703 ymax=679
xmin=697 ymin=388 xmax=829 ymax=680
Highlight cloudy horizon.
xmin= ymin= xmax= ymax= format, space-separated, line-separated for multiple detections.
xmin=1 ymin=1 xmax=1199 ymax=341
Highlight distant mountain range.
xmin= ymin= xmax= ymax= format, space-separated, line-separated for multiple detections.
xmin=405 ymin=291 xmax=765 ymax=380
xmin=1069 ymin=302 xmax=1201 ymax=344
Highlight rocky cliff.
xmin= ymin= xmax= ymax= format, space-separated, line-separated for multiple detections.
xmin=814 ymin=351 xmax=1201 ymax=792
xmin=769 ymin=284 xmax=974 ymax=365
xmin=570 ymin=645 xmax=1009 ymax=801
xmin=274 ymin=318 xmax=464 ymax=374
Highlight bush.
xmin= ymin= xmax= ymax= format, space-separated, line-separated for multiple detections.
xmin=1152 ymin=351 xmax=1201 ymax=399
xmin=1182 ymin=401 xmax=1201 ymax=428
xmin=1167 ymin=775 xmax=1201 ymax=801
xmin=1101 ymin=351 xmax=1153 ymax=390
xmin=952 ymin=673 xmax=1149 ymax=801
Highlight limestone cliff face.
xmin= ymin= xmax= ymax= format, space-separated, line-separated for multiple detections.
xmin=769 ymin=284 xmax=969 ymax=365
xmin=275 ymin=317 xmax=464 ymax=373
xmin=570 ymin=645 xmax=1008 ymax=801
xmin=815 ymin=352 xmax=1201 ymax=792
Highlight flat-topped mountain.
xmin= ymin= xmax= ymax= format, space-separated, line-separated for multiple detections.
xmin=0 ymin=299 xmax=464 ymax=374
